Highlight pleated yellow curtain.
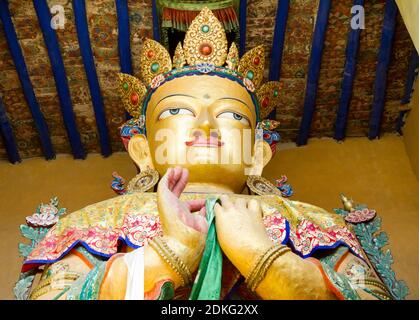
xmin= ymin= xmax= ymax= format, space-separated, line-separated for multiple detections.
xmin=396 ymin=0 xmax=419 ymax=53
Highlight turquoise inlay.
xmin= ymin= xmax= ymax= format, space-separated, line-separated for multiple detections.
xmin=151 ymin=62 xmax=160 ymax=73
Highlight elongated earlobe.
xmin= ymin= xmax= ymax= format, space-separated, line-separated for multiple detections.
xmin=247 ymin=140 xmax=273 ymax=176
xmin=128 ymin=134 xmax=155 ymax=172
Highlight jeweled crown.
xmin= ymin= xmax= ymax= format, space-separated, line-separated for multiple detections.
xmin=118 ymin=7 xmax=282 ymax=123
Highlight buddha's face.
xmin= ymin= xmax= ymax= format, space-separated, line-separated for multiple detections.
xmin=145 ymin=75 xmax=259 ymax=193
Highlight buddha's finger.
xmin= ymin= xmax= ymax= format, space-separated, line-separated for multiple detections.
xmin=219 ymin=195 xmax=233 ymax=210
xmin=198 ymin=206 xmax=207 ymax=218
xmin=157 ymin=169 xmax=186 ymax=233
xmin=160 ymin=167 xmax=173 ymax=190
xmin=247 ymin=199 xmax=261 ymax=217
xmin=214 ymin=203 xmax=223 ymax=216
xmin=169 ymin=166 xmax=182 ymax=190
xmin=165 ymin=166 xmax=181 ymax=191
xmin=186 ymin=199 xmax=206 ymax=213
xmin=172 ymin=167 xmax=189 ymax=197
xmin=234 ymin=197 xmax=247 ymax=210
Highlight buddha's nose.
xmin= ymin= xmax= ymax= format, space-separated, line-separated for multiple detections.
xmin=192 ymin=128 xmax=219 ymax=139
xmin=193 ymin=116 xmax=219 ymax=140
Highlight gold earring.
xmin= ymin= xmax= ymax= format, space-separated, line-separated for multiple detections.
xmin=127 ymin=168 xmax=159 ymax=193
xmin=246 ymin=175 xmax=282 ymax=196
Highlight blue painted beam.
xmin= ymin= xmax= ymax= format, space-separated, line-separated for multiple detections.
xmin=152 ymin=0 xmax=160 ymax=42
xmin=297 ymin=0 xmax=331 ymax=146
xmin=33 ymin=0 xmax=85 ymax=159
xmin=268 ymin=0 xmax=290 ymax=120
xmin=334 ymin=0 xmax=365 ymax=141
xmin=115 ymin=0 xmax=133 ymax=120
xmin=0 ymin=96 xmax=21 ymax=163
xmin=401 ymin=51 xmax=419 ymax=105
xmin=269 ymin=0 xmax=290 ymax=81
xmin=73 ymin=0 xmax=112 ymax=157
xmin=396 ymin=51 xmax=419 ymax=134
xmin=0 ymin=0 xmax=55 ymax=160
xmin=395 ymin=109 xmax=409 ymax=135
xmin=115 ymin=0 xmax=133 ymax=75
xmin=239 ymin=0 xmax=247 ymax=57
xmin=368 ymin=0 xmax=398 ymax=140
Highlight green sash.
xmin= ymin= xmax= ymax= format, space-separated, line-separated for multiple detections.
xmin=189 ymin=198 xmax=223 ymax=300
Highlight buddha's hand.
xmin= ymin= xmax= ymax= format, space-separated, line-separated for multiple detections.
xmin=214 ymin=195 xmax=272 ymax=277
xmin=157 ymin=166 xmax=208 ymax=273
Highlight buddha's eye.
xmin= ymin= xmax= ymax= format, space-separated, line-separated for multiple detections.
xmin=217 ymin=111 xmax=250 ymax=126
xmin=158 ymin=108 xmax=194 ymax=120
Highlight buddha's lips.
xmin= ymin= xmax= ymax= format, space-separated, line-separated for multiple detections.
xmin=185 ymin=137 xmax=224 ymax=147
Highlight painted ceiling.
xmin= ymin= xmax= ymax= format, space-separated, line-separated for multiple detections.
xmin=0 ymin=0 xmax=416 ymax=162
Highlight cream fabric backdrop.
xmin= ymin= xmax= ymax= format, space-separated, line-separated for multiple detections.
xmin=396 ymin=0 xmax=419 ymax=53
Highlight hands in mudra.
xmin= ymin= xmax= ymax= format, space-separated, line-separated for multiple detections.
xmin=157 ymin=166 xmax=272 ymax=281
xmin=150 ymin=166 xmax=338 ymax=300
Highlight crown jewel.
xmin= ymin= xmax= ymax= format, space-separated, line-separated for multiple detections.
xmin=118 ymin=7 xmax=282 ymax=125
xmin=183 ymin=7 xmax=228 ymax=66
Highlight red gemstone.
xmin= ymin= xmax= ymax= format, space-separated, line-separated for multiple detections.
xmin=253 ymin=57 xmax=260 ymax=65
xmin=147 ymin=50 xmax=154 ymax=58
xmin=131 ymin=93 xmax=139 ymax=105
xmin=262 ymin=97 xmax=269 ymax=108
xmin=199 ymin=43 xmax=213 ymax=56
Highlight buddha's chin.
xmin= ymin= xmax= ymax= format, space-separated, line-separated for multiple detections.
xmin=181 ymin=164 xmax=248 ymax=194
xmin=154 ymin=159 xmax=249 ymax=193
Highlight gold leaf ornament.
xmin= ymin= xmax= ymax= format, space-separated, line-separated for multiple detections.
xmin=183 ymin=7 xmax=228 ymax=66
xmin=173 ymin=42 xmax=186 ymax=69
xmin=238 ymin=45 xmax=265 ymax=89
xmin=139 ymin=39 xmax=172 ymax=85
xmin=118 ymin=73 xmax=147 ymax=118
xmin=257 ymin=81 xmax=283 ymax=119
xmin=127 ymin=168 xmax=160 ymax=193
xmin=226 ymin=42 xmax=239 ymax=70
xmin=246 ymin=175 xmax=283 ymax=196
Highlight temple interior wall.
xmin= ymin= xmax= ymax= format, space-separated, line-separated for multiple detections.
xmin=1 ymin=134 xmax=418 ymax=299
xmin=404 ymin=79 xmax=419 ymax=179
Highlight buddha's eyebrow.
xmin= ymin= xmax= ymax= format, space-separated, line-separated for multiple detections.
xmin=156 ymin=94 xmax=197 ymax=107
xmin=217 ymin=97 xmax=250 ymax=109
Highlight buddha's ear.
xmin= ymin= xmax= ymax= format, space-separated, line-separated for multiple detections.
xmin=247 ymin=140 xmax=273 ymax=176
xmin=128 ymin=134 xmax=155 ymax=172
xmin=261 ymin=140 xmax=273 ymax=167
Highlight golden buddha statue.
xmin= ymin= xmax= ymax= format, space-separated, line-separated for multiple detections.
xmin=18 ymin=8 xmax=393 ymax=300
